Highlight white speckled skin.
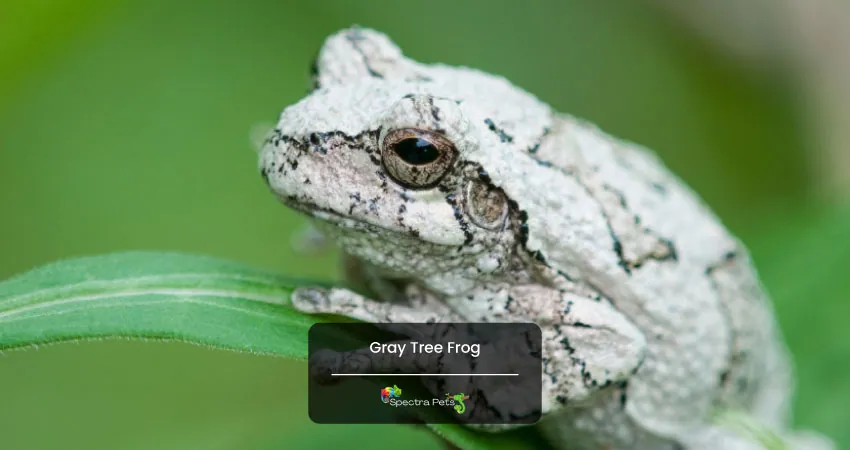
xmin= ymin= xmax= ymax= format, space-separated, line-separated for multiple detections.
xmin=259 ymin=27 xmax=833 ymax=450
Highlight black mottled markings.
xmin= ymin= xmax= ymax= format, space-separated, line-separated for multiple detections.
xmin=477 ymin=169 xmax=491 ymax=183
xmin=308 ymin=133 xmax=322 ymax=153
xmin=508 ymin=199 xmax=551 ymax=269
xmin=604 ymin=183 xmax=628 ymax=209
xmin=559 ymin=336 xmax=575 ymax=354
xmin=344 ymin=29 xmax=385 ymax=79
xmin=526 ymin=126 xmax=550 ymax=154
xmin=266 ymin=128 xmax=378 ymax=158
xmin=659 ymin=237 xmax=679 ymax=262
xmin=719 ymin=370 xmax=730 ymax=385
xmin=396 ymin=203 xmax=407 ymax=228
xmin=532 ymin=158 xmax=553 ymax=168
xmin=504 ymin=295 xmax=515 ymax=311
xmin=603 ymin=183 xmax=679 ymax=266
xmin=544 ymin=357 xmax=558 ymax=386
xmin=514 ymin=207 xmax=530 ymax=245
xmin=532 ymin=250 xmax=547 ymax=264
xmin=630 ymin=359 xmax=643 ymax=376
xmin=612 ymin=239 xmax=630 ymax=274
xmin=308 ymin=51 xmax=321 ymax=91
xmin=651 ymin=182 xmax=667 ymax=195
xmin=556 ymin=270 xmax=575 ymax=282
xmin=572 ymin=321 xmax=592 ymax=328
xmin=376 ymin=169 xmax=389 ymax=190
xmin=705 ymin=252 xmax=737 ymax=277
xmin=366 ymin=196 xmax=380 ymax=215
xmin=705 ymin=249 xmax=748 ymax=396
xmin=617 ymin=380 xmax=629 ymax=408
xmin=483 ymin=118 xmax=514 ymax=143
xmin=427 ymin=96 xmax=441 ymax=130
xmin=348 ymin=192 xmax=361 ymax=215
xmin=444 ymin=193 xmax=473 ymax=245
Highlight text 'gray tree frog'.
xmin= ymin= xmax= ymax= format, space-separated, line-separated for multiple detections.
xmin=258 ymin=27 xmax=834 ymax=450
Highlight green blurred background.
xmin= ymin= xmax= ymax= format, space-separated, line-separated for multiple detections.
xmin=1 ymin=1 xmax=848 ymax=449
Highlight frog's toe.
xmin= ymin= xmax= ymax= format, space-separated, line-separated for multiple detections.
xmin=290 ymin=287 xmax=390 ymax=321
xmin=290 ymin=287 xmax=332 ymax=313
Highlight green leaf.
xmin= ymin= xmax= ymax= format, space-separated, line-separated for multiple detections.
xmin=0 ymin=251 xmax=327 ymax=357
xmin=0 ymin=251 xmax=533 ymax=450
xmin=427 ymin=424 xmax=548 ymax=450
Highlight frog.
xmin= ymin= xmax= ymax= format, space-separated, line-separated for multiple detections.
xmin=257 ymin=27 xmax=834 ymax=450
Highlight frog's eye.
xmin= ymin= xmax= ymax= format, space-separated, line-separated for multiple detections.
xmin=381 ymin=128 xmax=457 ymax=189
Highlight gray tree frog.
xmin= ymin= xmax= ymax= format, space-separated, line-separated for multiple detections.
xmin=258 ymin=27 xmax=834 ymax=450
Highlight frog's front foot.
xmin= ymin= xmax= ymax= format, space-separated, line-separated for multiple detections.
xmin=290 ymin=286 xmax=461 ymax=323
xmin=290 ymin=287 xmax=335 ymax=314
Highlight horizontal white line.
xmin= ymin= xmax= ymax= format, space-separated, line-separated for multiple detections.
xmin=330 ymin=373 xmax=519 ymax=377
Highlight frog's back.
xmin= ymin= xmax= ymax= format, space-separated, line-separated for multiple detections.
xmin=519 ymin=113 xmax=790 ymax=440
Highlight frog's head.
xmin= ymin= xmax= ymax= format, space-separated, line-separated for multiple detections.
xmin=259 ymin=27 xmax=554 ymax=279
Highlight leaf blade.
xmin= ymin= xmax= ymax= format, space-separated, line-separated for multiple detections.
xmin=0 ymin=251 xmax=324 ymax=357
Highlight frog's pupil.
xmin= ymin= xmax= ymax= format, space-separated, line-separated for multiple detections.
xmin=394 ymin=138 xmax=440 ymax=165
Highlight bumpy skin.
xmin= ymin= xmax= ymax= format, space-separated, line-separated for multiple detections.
xmin=259 ymin=27 xmax=833 ymax=450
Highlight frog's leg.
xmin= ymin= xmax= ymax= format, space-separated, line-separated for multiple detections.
xmin=492 ymin=285 xmax=648 ymax=409
xmin=290 ymin=286 xmax=463 ymax=323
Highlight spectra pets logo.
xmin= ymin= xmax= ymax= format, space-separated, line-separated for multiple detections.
xmin=380 ymin=385 xmax=402 ymax=403
xmin=445 ymin=393 xmax=470 ymax=415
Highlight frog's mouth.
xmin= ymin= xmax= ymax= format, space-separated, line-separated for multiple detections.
xmin=281 ymin=197 xmax=378 ymax=231
xmin=283 ymin=198 xmax=347 ymax=222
